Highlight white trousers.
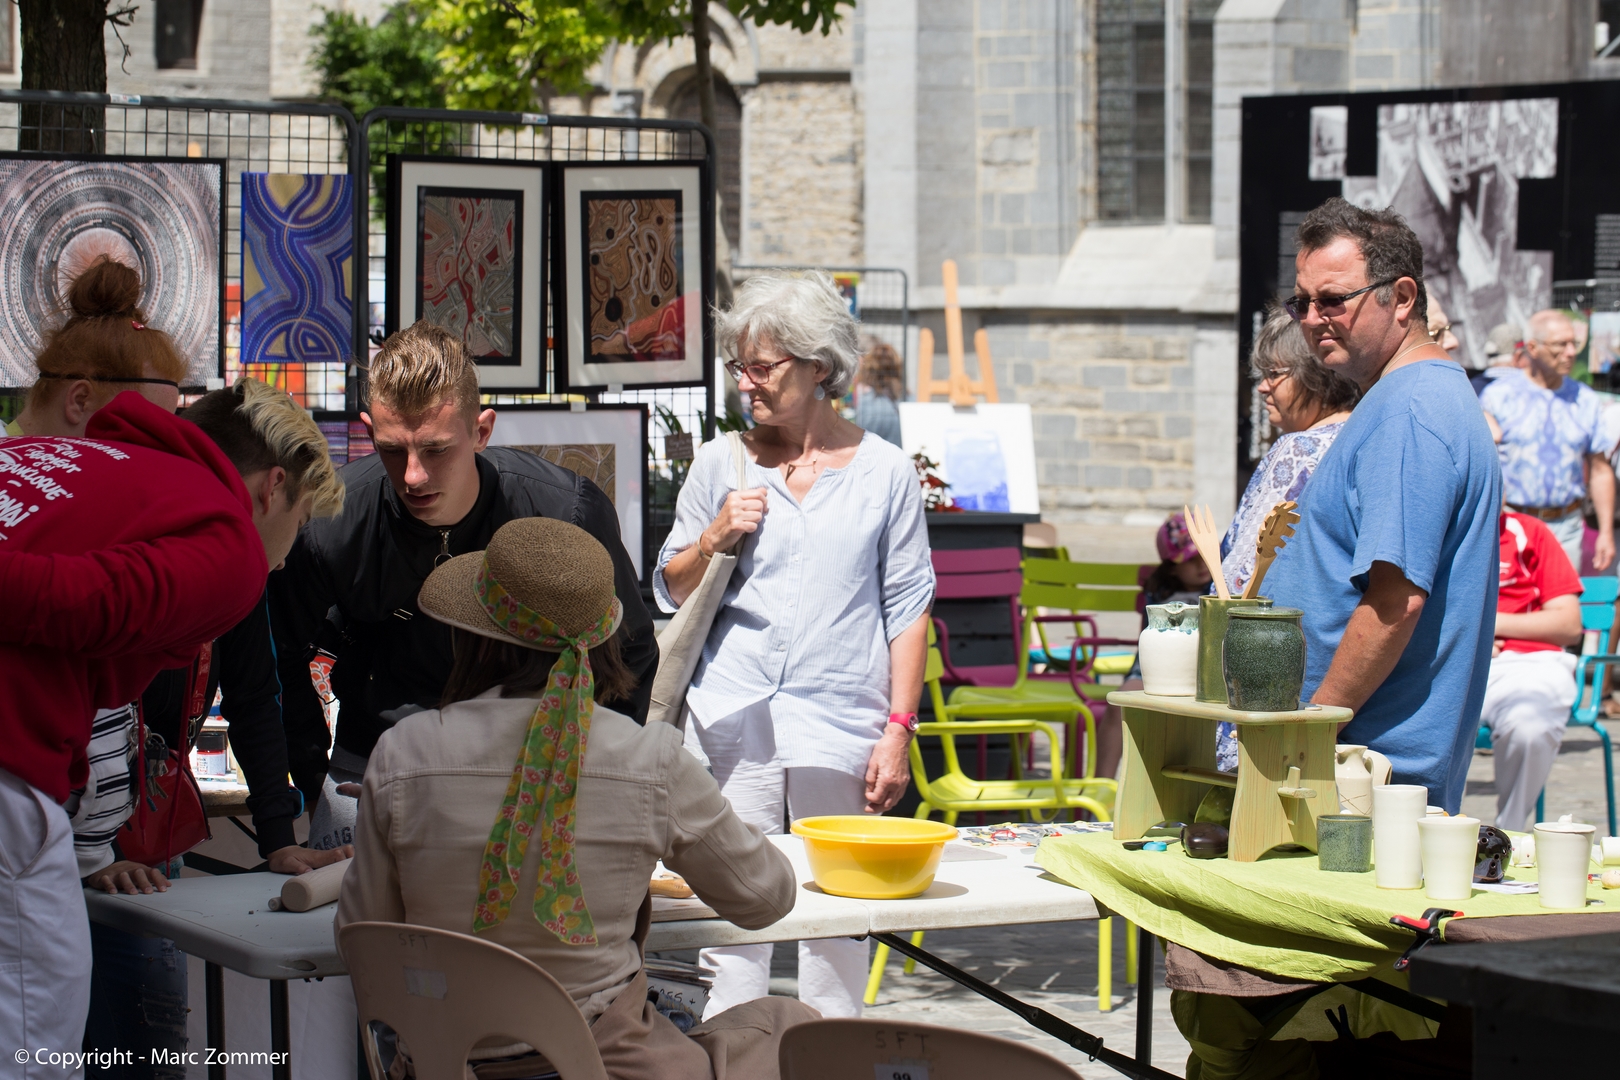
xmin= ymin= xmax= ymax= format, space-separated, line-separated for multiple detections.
xmin=1482 ymin=650 xmax=1578 ymax=832
xmin=686 ymin=700 xmax=871 ymax=1020
xmin=0 ymin=767 xmax=92 ymax=1079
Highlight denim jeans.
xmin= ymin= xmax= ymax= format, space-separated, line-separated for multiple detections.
xmin=82 ymin=921 xmax=189 ymax=1079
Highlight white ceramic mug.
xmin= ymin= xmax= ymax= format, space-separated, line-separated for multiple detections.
xmin=1417 ymin=815 xmax=1480 ymax=901
xmin=1600 ymin=836 xmax=1620 ymax=866
xmin=1535 ymin=821 xmax=1597 ymax=910
xmin=1372 ymin=784 xmax=1428 ymax=889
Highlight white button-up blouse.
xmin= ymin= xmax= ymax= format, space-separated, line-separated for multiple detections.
xmin=654 ymin=431 xmax=935 ymax=775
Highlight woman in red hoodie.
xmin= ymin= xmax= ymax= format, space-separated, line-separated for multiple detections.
xmin=0 ymin=267 xmax=269 ymax=1072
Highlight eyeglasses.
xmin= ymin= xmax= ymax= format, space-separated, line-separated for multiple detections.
xmin=1283 ymin=278 xmax=1397 ymax=321
xmin=724 ymin=356 xmax=798 ymax=384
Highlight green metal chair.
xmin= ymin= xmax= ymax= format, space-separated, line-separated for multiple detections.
xmin=948 ymin=559 xmax=1142 ymax=778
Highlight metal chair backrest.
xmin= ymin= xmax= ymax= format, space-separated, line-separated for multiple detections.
xmin=339 ymin=921 xmax=609 ymax=1080
xmin=931 ymin=547 xmax=1024 ymax=686
xmin=1578 ymin=575 xmax=1618 ymax=656
xmin=779 ymin=1018 xmax=1083 ymax=1079
xmin=1021 ymin=559 xmax=1143 ymax=685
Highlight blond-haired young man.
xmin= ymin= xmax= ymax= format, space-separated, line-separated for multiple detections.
xmin=268 ymin=321 xmax=656 ymax=826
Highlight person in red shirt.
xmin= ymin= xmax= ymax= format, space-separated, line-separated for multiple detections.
xmin=0 ymin=390 xmax=269 ymax=1074
xmin=1483 ymin=511 xmax=1585 ymax=831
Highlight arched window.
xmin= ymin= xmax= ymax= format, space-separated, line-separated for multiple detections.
xmin=668 ymin=75 xmax=743 ymax=254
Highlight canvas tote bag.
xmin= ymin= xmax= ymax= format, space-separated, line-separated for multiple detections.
xmin=647 ymin=432 xmax=748 ymax=729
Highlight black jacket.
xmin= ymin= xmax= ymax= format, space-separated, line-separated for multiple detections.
xmin=140 ymin=592 xmax=303 ymax=857
xmin=268 ymin=448 xmax=657 ymax=807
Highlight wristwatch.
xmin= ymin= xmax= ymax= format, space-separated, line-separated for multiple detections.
xmin=887 ymin=711 xmax=919 ymax=735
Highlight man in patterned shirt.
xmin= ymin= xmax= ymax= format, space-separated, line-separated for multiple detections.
xmin=1480 ymin=309 xmax=1615 ymax=573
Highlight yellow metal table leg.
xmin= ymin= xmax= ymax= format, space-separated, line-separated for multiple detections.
xmin=863 ymin=942 xmax=891 ymax=1006
xmin=1098 ymin=916 xmax=1113 ymax=1011
xmin=1124 ymin=919 xmax=1138 ymax=984
xmin=902 ymin=930 xmax=924 ymax=975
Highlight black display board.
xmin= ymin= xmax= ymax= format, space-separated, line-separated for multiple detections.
xmin=1239 ymin=79 xmax=1620 ymax=474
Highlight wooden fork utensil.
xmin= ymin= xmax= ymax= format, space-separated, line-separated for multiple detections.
xmin=1183 ymin=503 xmax=1232 ymax=600
xmin=1242 ymin=500 xmax=1300 ymax=599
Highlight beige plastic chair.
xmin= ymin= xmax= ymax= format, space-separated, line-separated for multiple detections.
xmin=339 ymin=921 xmax=608 ymax=1080
xmin=779 ymin=1018 xmax=1084 ymax=1079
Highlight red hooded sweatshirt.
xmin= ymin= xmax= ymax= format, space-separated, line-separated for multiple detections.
xmin=0 ymin=393 xmax=267 ymax=803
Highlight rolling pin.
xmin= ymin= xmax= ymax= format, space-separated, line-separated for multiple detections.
xmin=270 ymin=858 xmax=352 ymax=912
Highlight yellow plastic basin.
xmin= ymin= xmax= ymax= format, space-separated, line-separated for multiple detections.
xmin=790 ymin=816 xmax=958 ymax=899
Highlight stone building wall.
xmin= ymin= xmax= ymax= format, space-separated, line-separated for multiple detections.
xmin=741 ymin=79 xmax=864 ymax=265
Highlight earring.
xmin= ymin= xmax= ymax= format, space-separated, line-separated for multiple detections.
xmin=814 ymin=384 xmax=826 ymax=400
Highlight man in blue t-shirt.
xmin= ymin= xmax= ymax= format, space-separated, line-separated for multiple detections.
xmin=1265 ymin=198 xmax=1501 ymax=812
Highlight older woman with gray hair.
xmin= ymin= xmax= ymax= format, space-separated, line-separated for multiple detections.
xmin=655 ymin=271 xmax=934 ymax=1021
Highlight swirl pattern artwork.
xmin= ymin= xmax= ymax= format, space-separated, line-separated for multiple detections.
xmin=584 ymin=193 xmax=684 ymax=362
xmin=417 ymin=188 xmax=520 ymax=362
xmin=0 ymin=155 xmax=221 ymax=387
xmin=241 ymin=173 xmax=353 ymax=365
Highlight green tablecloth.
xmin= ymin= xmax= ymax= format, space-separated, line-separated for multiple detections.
xmin=1035 ymin=833 xmax=1608 ymax=983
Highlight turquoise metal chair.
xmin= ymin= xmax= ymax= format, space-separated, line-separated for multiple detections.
xmin=1477 ymin=575 xmax=1618 ymax=835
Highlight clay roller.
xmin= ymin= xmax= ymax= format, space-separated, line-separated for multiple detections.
xmin=269 ymin=858 xmax=352 ymax=912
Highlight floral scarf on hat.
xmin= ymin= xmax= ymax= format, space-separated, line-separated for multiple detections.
xmin=471 ymin=557 xmax=619 ymax=944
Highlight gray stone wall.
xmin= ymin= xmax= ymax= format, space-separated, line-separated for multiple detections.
xmin=105 ymin=0 xmax=273 ymax=100
xmin=983 ymin=313 xmax=1213 ymax=526
xmin=743 ymin=80 xmax=864 ymax=265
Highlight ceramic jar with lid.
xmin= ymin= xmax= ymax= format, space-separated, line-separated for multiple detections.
xmin=1196 ymin=595 xmax=1267 ymax=703
xmin=1222 ymin=604 xmax=1306 ymax=712
xmin=1139 ymin=602 xmax=1199 ymax=695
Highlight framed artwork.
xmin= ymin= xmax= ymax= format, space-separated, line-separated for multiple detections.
xmin=0 ymin=153 xmax=224 ymax=388
xmin=313 ymin=411 xmax=376 ymax=467
xmin=388 ymin=157 xmax=544 ymax=390
xmin=241 ymin=173 xmax=354 ymax=365
xmin=898 ymin=402 xmax=1040 ymax=514
xmin=485 ymin=404 xmax=649 ymax=579
xmin=560 ymin=164 xmax=706 ymax=390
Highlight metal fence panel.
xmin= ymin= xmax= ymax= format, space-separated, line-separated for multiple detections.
xmin=0 ymin=90 xmax=360 ymax=412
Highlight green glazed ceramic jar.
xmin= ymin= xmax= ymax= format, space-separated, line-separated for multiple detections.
xmin=1222 ymin=605 xmax=1306 ymax=712
xmin=1195 ymin=595 xmax=1268 ymax=703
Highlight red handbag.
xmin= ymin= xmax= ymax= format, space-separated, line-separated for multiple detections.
xmin=117 ymin=647 xmax=214 ymax=867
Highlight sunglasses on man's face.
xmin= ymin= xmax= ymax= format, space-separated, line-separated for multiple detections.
xmin=1283 ymin=278 xmax=1397 ymax=321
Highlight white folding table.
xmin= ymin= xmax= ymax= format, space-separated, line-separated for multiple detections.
xmin=85 ymin=835 xmax=1172 ymax=1080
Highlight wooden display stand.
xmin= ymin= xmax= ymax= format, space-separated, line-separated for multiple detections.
xmin=1106 ymin=691 xmax=1352 ymax=862
xmin=917 ymin=259 xmax=999 ymax=405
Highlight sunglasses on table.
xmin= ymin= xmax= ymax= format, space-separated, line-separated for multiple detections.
xmin=724 ymin=356 xmax=798 ymax=383
xmin=1283 ymin=278 xmax=1397 ymax=320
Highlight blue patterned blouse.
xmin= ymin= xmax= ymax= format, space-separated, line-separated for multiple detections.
xmin=1219 ymin=423 xmax=1346 ymax=595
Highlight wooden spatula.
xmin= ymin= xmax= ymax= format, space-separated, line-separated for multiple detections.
xmin=1242 ymin=500 xmax=1300 ymax=599
xmin=1183 ymin=503 xmax=1231 ymax=600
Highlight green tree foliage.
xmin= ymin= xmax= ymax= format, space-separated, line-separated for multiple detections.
xmin=421 ymin=1 xmax=625 ymax=111
xmin=309 ymin=4 xmax=447 ymax=118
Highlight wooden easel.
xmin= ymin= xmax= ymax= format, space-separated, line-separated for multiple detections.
xmin=916 ymin=259 xmax=999 ymax=405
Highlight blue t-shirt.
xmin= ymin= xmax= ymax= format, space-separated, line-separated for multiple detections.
xmin=1266 ymin=360 xmax=1501 ymax=812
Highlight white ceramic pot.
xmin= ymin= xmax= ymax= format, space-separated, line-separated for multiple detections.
xmin=1417 ymin=815 xmax=1480 ymax=901
xmin=1372 ymin=784 xmax=1428 ymax=890
xmin=1139 ymin=601 xmax=1199 ymax=696
xmin=1534 ymin=821 xmax=1597 ymax=910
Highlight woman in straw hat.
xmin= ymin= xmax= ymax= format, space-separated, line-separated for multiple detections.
xmin=337 ymin=517 xmax=816 ymax=1078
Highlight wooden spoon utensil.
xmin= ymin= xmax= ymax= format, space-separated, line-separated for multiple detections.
xmin=1183 ymin=503 xmax=1232 ymax=600
xmin=1241 ymin=500 xmax=1300 ymax=599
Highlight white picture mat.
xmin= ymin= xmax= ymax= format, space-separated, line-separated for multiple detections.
xmin=487 ymin=407 xmax=646 ymax=576
xmin=899 ymin=402 xmax=1040 ymax=514
xmin=563 ymin=164 xmax=704 ymax=388
xmin=393 ymin=160 xmax=544 ymax=389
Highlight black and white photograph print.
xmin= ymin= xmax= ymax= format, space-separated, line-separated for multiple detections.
xmin=1308 ymin=106 xmax=1348 ymax=181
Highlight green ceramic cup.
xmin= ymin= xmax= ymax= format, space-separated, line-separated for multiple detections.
xmin=1318 ymin=814 xmax=1373 ymax=873
xmin=1195 ymin=595 xmax=1268 ymax=703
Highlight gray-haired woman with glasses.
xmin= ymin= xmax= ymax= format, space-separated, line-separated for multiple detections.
xmin=655 ymin=271 xmax=935 ymax=1022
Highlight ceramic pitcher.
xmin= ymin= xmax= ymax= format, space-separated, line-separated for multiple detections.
xmin=1335 ymin=745 xmax=1393 ymax=815
xmin=1139 ymin=602 xmax=1199 ymax=695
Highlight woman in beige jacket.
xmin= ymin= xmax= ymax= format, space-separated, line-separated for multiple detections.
xmin=337 ymin=517 xmax=816 ymax=1078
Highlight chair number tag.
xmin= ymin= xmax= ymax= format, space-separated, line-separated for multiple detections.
xmin=874 ymin=1064 xmax=929 ymax=1080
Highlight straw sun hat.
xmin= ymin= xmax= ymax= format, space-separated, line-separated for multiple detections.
xmin=418 ymin=517 xmax=623 ymax=650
